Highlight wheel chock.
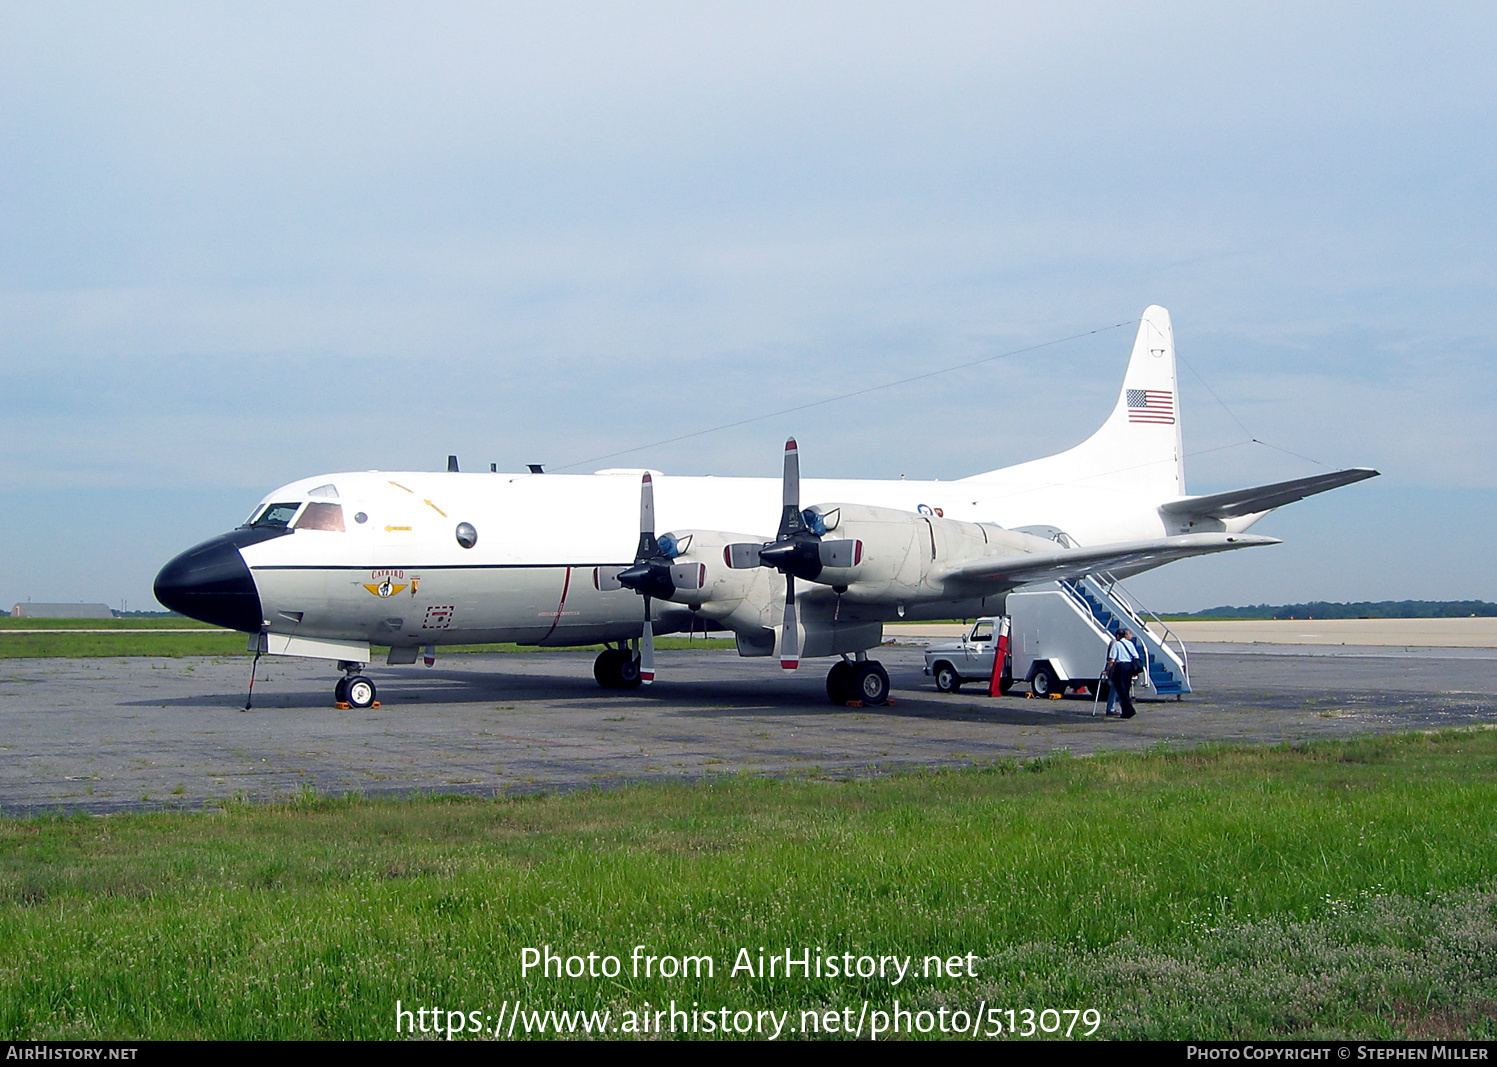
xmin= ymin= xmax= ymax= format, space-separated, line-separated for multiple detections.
xmin=372 ymin=701 xmax=381 ymax=708
xmin=1048 ymin=693 xmax=1062 ymax=700
xmin=847 ymin=700 xmax=865 ymax=708
xmin=335 ymin=701 xmax=351 ymax=709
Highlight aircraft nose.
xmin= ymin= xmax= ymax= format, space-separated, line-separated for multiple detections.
xmin=154 ymin=532 xmax=266 ymax=633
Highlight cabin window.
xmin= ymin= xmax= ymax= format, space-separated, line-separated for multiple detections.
xmin=250 ymin=502 xmax=302 ymax=529
xmin=971 ymin=621 xmax=994 ymax=642
xmin=295 ymin=502 xmax=346 ymax=531
xmin=455 ymin=522 xmax=478 ymax=549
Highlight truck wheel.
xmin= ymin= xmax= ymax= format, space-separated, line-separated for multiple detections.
xmin=997 ymin=673 xmax=1014 ymax=695
xmin=934 ymin=663 xmax=961 ymax=693
xmin=1030 ymin=664 xmax=1060 ymax=698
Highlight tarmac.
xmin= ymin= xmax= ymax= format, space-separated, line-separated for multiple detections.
xmin=2 ymin=641 xmax=1494 ymax=815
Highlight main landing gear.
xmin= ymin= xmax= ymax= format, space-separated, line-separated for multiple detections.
xmin=334 ymin=660 xmax=378 ymax=709
xmin=594 ymin=645 xmax=643 ymax=689
xmin=826 ymin=654 xmax=890 ymax=707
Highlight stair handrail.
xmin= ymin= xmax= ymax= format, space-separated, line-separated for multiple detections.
xmin=1096 ymin=572 xmax=1190 ymax=688
xmin=1057 ymin=579 xmax=1116 ymax=640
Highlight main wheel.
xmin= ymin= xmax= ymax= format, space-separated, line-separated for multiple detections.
xmin=933 ymin=662 xmax=961 ymax=693
xmin=594 ymin=648 xmax=623 ymax=688
xmin=594 ymin=648 xmax=643 ymax=690
xmin=345 ymin=675 xmax=377 ymax=708
xmin=852 ymin=662 xmax=890 ymax=706
xmin=826 ymin=660 xmax=853 ymax=705
xmin=1030 ymin=664 xmax=1060 ymax=698
xmin=334 ymin=677 xmax=350 ymax=704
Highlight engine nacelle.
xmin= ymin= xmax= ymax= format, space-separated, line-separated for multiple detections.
xmin=655 ymin=529 xmax=783 ymax=633
xmin=804 ymin=503 xmax=1058 ymax=605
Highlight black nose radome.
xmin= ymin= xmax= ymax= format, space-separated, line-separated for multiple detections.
xmin=154 ymin=528 xmax=285 ymax=632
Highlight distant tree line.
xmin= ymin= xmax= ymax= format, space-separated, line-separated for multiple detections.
xmin=1172 ymin=601 xmax=1497 ymax=620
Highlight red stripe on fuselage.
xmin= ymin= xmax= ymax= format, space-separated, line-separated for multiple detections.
xmin=539 ymin=566 xmax=573 ymax=643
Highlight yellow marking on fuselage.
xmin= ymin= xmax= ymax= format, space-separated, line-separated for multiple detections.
xmin=425 ymin=499 xmax=447 ymax=517
xmin=388 ymin=480 xmax=413 ymax=493
xmin=384 ymin=525 xmax=411 ymax=531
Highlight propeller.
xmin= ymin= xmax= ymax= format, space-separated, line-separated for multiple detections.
xmin=614 ymin=474 xmax=668 ymax=683
xmin=725 ymin=439 xmax=861 ymax=670
xmin=613 ymin=474 xmax=705 ymax=684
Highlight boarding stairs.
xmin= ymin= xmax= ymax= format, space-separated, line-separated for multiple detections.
xmin=1057 ymin=576 xmax=1191 ymax=696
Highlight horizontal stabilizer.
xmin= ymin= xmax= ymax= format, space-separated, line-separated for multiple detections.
xmin=944 ymin=532 xmax=1279 ymax=588
xmin=1160 ymin=468 xmax=1379 ymax=521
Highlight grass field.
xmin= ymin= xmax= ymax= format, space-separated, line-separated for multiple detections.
xmin=2 ymin=730 xmax=1495 ymax=1040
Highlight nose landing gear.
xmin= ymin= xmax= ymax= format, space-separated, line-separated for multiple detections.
xmin=334 ymin=661 xmax=379 ymax=708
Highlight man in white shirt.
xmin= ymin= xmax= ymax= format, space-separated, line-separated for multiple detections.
xmin=1104 ymin=627 xmax=1140 ymax=719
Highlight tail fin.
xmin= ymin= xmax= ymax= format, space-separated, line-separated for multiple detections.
xmin=964 ymin=305 xmax=1185 ymax=499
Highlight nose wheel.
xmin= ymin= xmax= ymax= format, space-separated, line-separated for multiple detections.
xmin=334 ymin=662 xmax=378 ymax=708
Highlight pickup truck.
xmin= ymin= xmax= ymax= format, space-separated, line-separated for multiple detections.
xmin=922 ymin=617 xmax=1013 ymax=694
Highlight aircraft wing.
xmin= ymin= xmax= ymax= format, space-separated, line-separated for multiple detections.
xmin=942 ymin=532 xmax=1280 ymax=587
xmin=1159 ymin=468 xmax=1378 ymax=521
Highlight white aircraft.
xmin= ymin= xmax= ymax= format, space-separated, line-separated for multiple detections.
xmin=155 ymin=306 xmax=1376 ymax=709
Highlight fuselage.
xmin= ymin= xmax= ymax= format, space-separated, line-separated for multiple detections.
xmin=156 ymin=465 xmax=1177 ymax=651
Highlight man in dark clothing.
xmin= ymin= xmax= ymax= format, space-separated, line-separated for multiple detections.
xmin=1104 ymin=627 xmax=1140 ymax=719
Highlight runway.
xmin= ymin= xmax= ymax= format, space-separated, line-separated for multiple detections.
xmin=2 ymin=645 xmax=1494 ymax=815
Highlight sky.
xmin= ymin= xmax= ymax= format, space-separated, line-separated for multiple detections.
xmin=1 ymin=2 xmax=1494 ymax=613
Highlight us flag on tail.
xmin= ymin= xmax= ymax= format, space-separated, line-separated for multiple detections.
xmin=1126 ymin=388 xmax=1174 ymax=424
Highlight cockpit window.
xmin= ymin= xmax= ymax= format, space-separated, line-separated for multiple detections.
xmin=249 ymin=502 xmax=302 ymax=529
xmin=294 ymin=502 xmax=346 ymax=531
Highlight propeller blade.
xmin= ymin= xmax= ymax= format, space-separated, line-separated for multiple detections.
xmin=777 ymin=438 xmax=804 ymax=539
xmin=640 ymin=598 xmax=655 ymax=684
xmin=783 ymin=439 xmax=799 ymax=506
xmin=635 ymin=472 xmax=657 ymax=560
xmin=781 ymin=574 xmax=799 ymax=670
